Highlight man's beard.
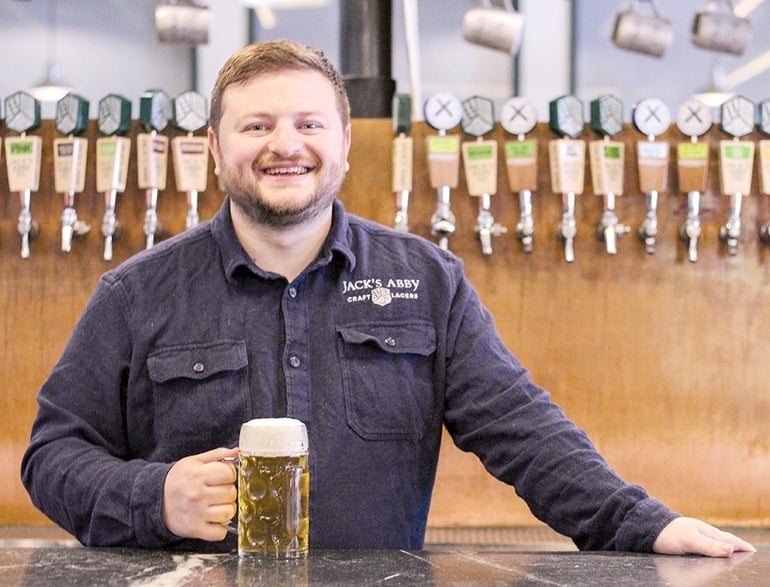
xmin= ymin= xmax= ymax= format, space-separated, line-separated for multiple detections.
xmin=223 ymin=159 xmax=346 ymax=230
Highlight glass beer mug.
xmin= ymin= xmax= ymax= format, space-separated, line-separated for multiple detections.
xmin=228 ymin=418 xmax=309 ymax=560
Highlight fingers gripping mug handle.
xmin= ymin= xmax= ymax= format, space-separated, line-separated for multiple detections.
xmin=221 ymin=456 xmax=239 ymax=535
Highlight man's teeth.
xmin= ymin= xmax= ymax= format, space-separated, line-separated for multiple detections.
xmin=264 ymin=166 xmax=308 ymax=175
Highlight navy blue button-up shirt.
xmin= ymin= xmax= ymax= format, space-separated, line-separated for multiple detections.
xmin=22 ymin=198 xmax=677 ymax=552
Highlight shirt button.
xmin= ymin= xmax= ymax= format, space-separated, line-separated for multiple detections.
xmin=288 ymin=287 xmax=298 ymax=298
xmin=384 ymin=337 xmax=396 ymax=347
xmin=288 ymin=355 xmax=302 ymax=368
xmin=192 ymin=362 xmax=205 ymax=373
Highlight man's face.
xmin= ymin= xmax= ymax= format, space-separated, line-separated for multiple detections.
xmin=209 ymin=69 xmax=351 ymax=229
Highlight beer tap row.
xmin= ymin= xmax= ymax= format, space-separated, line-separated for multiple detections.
xmin=1 ymin=89 xmax=209 ymax=260
xmin=394 ymin=91 xmax=770 ymax=262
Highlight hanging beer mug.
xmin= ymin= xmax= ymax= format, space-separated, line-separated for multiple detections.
xmin=691 ymin=0 xmax=751 ymax=56
xmin=611 ymin=0 xmax=673 ymax=58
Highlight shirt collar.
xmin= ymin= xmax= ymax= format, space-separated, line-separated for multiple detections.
xmin=211 ymin=197 xmax=356 ymax=283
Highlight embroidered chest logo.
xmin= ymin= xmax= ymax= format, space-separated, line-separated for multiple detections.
xmin=342 ymin=278 xmax=421 ymax=306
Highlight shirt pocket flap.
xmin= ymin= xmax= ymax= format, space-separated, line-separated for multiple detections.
xmin=337 ymin=322 xmax=436 ymax=356
xmin=147 ymin=340 xmax=248 ymax=383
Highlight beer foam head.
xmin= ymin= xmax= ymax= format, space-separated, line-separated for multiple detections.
xmin=239 ymin=418 xmax=308 ymax=456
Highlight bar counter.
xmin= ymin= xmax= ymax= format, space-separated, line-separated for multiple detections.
xmin=0 ymin=545 xmax=765 ymax=586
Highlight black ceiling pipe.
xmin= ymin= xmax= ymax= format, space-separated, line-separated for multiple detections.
xmin=339 ymin=0 xmax=396 ymax=118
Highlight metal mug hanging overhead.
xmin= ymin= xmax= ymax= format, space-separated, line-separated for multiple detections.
xmin=462 ymin=0 xmax=524 ymax=55
xmin=691 ymin=0 xmax=752 ymax=55
xmin=611 ymin=0 xmax=673 ymax=58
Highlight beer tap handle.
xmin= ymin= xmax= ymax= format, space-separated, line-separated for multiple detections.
xmin=461 ymin=95 xmax=504 ymax=255
xmin=4 ymin=91 xmax=43 ymax=259
xmin=717 ymin=95 xmax=756 ymax=255
xmin=138 ymin=89 xmax=171 ymax=248
xmin=632 ymin=97 xmax=671 ymax=254
xmin=391 ymin=94 xmax=413 ymax=233
xmin=549 ymin=95 xmax=585 ymax=262
xmin=97 ymin=93 xmax=132 ymax=261
xmin=54 ymin=93 xmax=91 ymax=253
xmin=675 ymin=98 xmax=712 ymax=262
xmin=172 ymin=90 xmax=209 ymax=230
xmin=500 ymin=97 xmax=538 ymax=253
xmin=424 ymin=92 xmax=462 ymax=250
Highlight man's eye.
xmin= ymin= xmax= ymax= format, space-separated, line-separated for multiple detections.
xmin=301 ymin=122 xmax=321 ymax=130
xmin=247 ymin=124 xmax=266 ymax=132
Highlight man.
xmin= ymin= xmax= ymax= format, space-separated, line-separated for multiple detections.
xmin=22 ymin=40 xmax=753 ymax=556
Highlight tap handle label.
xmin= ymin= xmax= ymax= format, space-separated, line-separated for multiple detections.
xmin=720 ymin=95 xmax=756 ymax=139
xmin=590 ymin=140 xmax=625 ymax=195
xmin=759 ymin=140 xmax=770 ymax=195
xmin=677 ymin=142 xmax=709 ymax=193
xmin=392 ymin=135 xmax=413 ymax=193
xmin=4 ymin=135 xmax=42 ymax=192
xmin=426 ymin=134 xmax=460 ymax=189
xmin=55 ymin=94 xmax=89 ymax=136
xmin=461 ymin=95 xmax=495 ymax=138
xmin=424 ymin=92 xmax=463 ymax=132
xmin=590 ymin=94 xmax=624 ymax=138
xmin=172 ymin=90 xmax=209 ymax=133
xmin=549 ymin=139 xmax=585 ymax=194
xmin=98 ymin=94 xmax=132 ymax=136
xmin=632 ymin=97 xmax=671 ymax=140
xmin=719 ymin=140 xmax=754 ymax=196
xmin=500 ymin=97 xmax=537 ymax=137
xmin=172 ymin=135 xmax=208 ymax=192
xmin=760 ymin=99 xmax=770 ymax=137
xmin=53 ymin=137 xmax=88 ymax=193
xmin=637 ymin=140 xmax=669 ymax=193
xmin=393 ymin=93 xmax=412 ymax=136
xmin=137 ymin=133 xmax=169 ymax=190
xmin=676 ymin=98 xmax=712 ymax=139
xmin=96 ymin=136 xmax=131 ymax=192
xmin=462 ymin=140 xmax=498 ymax=196
xmin=549 ymin=95 xmax=584 ymax=139
xmin=4 ymin=91 xmax=41 ymax=134
xmin=139 ymin=89 xmax=171 ymax=132
xmin=505 ymin=139 xmax=538 ymax=192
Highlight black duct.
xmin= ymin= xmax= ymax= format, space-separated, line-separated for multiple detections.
xmin=339 ymin=0 xmax=396 ymax=118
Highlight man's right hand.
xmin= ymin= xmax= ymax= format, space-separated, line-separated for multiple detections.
xmin=162 ymin=446 xmax=239 ymax=541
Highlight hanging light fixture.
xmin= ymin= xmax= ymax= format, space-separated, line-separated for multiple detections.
xmin=28 ymin=0 xmax=72 ymax=103
xmin=155 ymin=0 xmax=210 ymax=44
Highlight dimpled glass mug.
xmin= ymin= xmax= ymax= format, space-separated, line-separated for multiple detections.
xmin=229 ymin=418 xmax=309 ymax=560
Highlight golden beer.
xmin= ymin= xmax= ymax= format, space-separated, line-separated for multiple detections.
xmin=238 ymin=453 xmax=309 ymax=559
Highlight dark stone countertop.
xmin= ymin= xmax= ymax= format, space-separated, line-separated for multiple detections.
xmin=0 ymin=546 xmax=766 ymax=586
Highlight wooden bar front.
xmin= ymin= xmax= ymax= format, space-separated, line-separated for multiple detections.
xmin=1 ymin=119 xmax=768 ymax=531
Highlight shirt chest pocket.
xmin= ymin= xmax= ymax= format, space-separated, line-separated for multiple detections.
xmin=147 ymin=340 xmax=249 ymax=456
xmin=336 ymin=322 xmax=436 ymax=441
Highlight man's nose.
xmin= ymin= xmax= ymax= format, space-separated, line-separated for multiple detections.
xmin=267 ymin=124 xmax=302 ymax=157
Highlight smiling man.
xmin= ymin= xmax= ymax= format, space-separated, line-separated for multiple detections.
xmin=22 ymin=40 xmax=753 ymax=557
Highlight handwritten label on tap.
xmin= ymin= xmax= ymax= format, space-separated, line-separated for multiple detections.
xmin=505 ymin=139 xmax=538 ymax=192
xmin=96 ymin=137 xmax=131 ymax=193
xmin=172 ymin=136 xmax=209 ymax=192
xmin=589 ymin=141 xmax=624 ymax=195
xmin=4 ymin=136 xmax=42 ymax=192
xmin=426 ymin=135 xmax=460 ymax=189
xmin=760 ymin=141 xmax=770 ymax=195
xmin=677 ymin=142 xmax=709 ymax=193
xmin=53 ymin=137 xmax=88 ymax=194
xmin=392 ymin=135 xmax=413 ymax=193
xmin=719 ymin=141 xmax=754 ymax=196
xmin=462 ymin=140 xmax=498 ymax=196
xmin=636 ymin=140 xmax=669 ymax=193
xmin=137 ymin=134 xmax=169 ymax=190
xmin=549 ymin=139 xmax=585 ymax=194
